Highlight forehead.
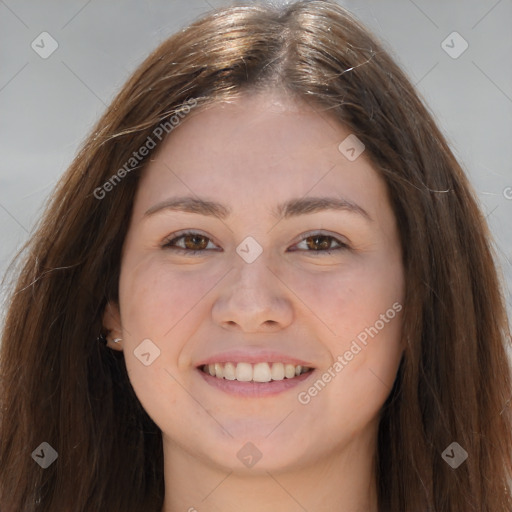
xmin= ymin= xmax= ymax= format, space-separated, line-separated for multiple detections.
xmin=132 ymin=90 xmax=391 ymax=221
xmin=167 ymin=90 xmax=344 ymax=155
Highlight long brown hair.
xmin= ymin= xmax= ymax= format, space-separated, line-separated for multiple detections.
xmin=1 ymin=1 xmax=511 ymax=510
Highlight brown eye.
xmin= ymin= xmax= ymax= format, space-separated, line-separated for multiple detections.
xmin=305 ymin=235 xmax=335 ymax=251
xmin=162 ymin=231 xmax=216 ymax=254
xmin=181 ymin=234 xmax=209 ymax=250
xmin=292 ymin=233 xmax=348 ymax=254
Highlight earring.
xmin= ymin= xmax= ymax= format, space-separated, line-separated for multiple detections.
xmin=113 ymin=338 xmax=122 ymax=344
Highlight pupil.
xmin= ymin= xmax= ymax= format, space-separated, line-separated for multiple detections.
xmin=185 ymin=235 xmax=206 ymax=250
xmin=308 ymin=235 xmax=330 ymax=250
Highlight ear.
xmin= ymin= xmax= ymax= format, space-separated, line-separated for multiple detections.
xmin=101 ymin=301 xmax=124 ymax=351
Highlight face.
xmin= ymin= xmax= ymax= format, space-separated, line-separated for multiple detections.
xmin=104 ymin=90 xmax=405 ymax=474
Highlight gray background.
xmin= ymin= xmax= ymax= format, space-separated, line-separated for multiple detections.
xmin=1 ymin=0 xmax=511 ymax=329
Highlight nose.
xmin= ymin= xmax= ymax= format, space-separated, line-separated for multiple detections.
xmin=211 ymin=254 xmax=294 ymax=333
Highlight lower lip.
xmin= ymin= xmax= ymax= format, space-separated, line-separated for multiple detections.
xmin=197 ymin=368 xmax=315 ymax=397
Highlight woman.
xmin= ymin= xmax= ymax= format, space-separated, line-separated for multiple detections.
xmin=1 ymin=1 xmax=511 ymax=511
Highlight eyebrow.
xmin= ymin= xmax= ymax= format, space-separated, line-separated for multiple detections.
xmin=144 ymin=195 xmax=372 ymax=222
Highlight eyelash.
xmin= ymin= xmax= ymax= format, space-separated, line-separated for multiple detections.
xmin=161 ymin=230 xmax=349 ymax=256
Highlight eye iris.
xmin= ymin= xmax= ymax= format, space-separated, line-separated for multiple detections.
xmin=306 ymin=235 xmax=331 ymax=251
xmin=184 ymin=234 xmax=208 ymax=250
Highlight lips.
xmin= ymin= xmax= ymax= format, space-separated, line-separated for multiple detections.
xmin=195 ymin=350 xmax=316 ymax=395
xmin=196 ymin=350 xmax=313 ymax=368
xmin=197 ymin=365 xmax=315 ymax=398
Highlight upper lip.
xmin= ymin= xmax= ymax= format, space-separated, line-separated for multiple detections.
xmin=196 ymin=350 xmax=314 ymax=368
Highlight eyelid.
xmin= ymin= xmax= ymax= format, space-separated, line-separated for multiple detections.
xmin=292 ymin=229 xmax=350 ymax=248
xmin=161 ymin=229 xmax=350 ymax=255
xmin=289 ymin=231 xmax=350 ymax=256
xmin=161 ymin=229 xmax=219 ymax=252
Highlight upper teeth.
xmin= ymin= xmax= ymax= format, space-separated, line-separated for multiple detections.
xmin=203 ymin=362 xmax=310 ymax=382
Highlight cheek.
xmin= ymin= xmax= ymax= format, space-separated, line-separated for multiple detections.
xmin=118 ymin=258 xmax=223 ymax=416
xmin=291 ymin=254 xmax=404 ymax=421
xmin=284 ymin=254 xmax=404 ymax=344
xmin=119 ymin=256 xmax=221 ymax=340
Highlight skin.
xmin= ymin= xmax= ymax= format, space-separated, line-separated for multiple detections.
xmin=103 ymin=89 xmax=405 ymax=512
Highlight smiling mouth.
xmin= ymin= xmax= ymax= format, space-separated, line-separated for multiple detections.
xmin=199 ymin=362 xmax=314 ymax=382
